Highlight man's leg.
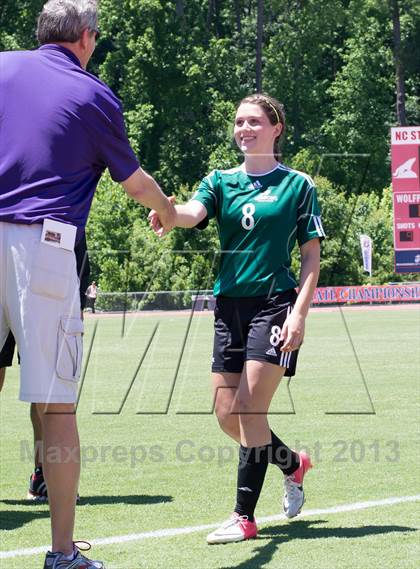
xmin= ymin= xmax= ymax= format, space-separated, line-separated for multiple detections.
xmin=27 ymin=402 xmax=48 ymax=501
xmin=37 ymin=402 xmax=80 ymax=556
xmin=0 ymin=331 xmax=16 ymax=392
xmin=8 ymin=224 xmax=85 ymax=559
xmin=30 ymin=403 xmax=43 ymax=467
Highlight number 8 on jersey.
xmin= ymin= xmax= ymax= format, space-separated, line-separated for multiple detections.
xmin=241 ymin=203 xmax=255 ymax=230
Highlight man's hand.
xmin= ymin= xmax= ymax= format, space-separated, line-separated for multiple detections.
xmin=149 ymin=196 xmax=176 ymax=237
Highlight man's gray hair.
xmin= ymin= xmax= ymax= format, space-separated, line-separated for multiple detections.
xmin=37 ymin=0 xmax=98 ymax=44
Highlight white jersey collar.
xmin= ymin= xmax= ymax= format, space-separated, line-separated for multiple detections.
xmin=240 ymin=162 xmax=282 ymax=177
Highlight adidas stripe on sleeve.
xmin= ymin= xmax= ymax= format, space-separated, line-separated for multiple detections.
xmin=190 ymin=170 xmax=218 ymax=219
xmin=296 ymin=183 xmax=326 ymax=246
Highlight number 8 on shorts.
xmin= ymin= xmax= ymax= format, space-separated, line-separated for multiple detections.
xmin=270 ymin=325 xmax=282 ymax=347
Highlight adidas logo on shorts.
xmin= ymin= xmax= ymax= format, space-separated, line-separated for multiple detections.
xmin=265 ymin=347 xmax=277 ymax=356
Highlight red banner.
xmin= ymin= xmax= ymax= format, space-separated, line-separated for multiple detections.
xmin=312 ymin=284 xmax=420 ymax=305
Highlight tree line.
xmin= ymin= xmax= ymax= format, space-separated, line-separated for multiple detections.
xmin=1 ymin=0 xmax=419 ymax=292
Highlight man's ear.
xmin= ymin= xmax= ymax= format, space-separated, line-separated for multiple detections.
xmin=79 ymin=28 xmax=91 ymax=50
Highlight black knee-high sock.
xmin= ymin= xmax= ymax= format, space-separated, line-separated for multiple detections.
xmin=269 ymin=431 xmax=300 ymax=476
xmin=235 ymin=445 xmax=269 ymax=522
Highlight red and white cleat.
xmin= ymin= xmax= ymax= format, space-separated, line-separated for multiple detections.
xmin=283 ymin=450 xmax=313 ymax=518
xmin=207 ymin=513 xmax=258 ymax=544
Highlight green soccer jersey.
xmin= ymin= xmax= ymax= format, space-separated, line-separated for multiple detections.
xmin=191 ymin=163 xmax=325 ymax=297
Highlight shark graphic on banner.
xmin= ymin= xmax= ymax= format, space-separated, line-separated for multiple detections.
xmin=393 ymin=157 xmax=417 ymax=179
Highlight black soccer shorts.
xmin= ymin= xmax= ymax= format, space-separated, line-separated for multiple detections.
xmin=212 ymin=289 xmax=299 ymax=376
xmin=0 ymin=331 xmax=16 ymax=368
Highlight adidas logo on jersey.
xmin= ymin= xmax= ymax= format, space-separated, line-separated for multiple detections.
xmin=248 ymin=180 xmax=263 ymax=190
xmin=255 ymin=189 xmax=278 ymax=202
xmin=265 ymin=346 xmax=277 ymax=356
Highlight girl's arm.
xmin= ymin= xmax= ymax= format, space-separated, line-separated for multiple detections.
xmin=280 ymin=238 xmax=321 ymax=352
xmin=174 ymin=201 xmax=208 ymax=228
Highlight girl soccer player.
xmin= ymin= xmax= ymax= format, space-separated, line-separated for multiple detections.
xmin=150 ymin=93 xmax=325 ymax=544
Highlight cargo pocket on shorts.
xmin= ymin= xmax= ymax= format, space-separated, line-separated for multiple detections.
xmin=56 ymin=316 xmax=84 ymax=382
xmin=29 ymin=243 xmax=74 ymax=301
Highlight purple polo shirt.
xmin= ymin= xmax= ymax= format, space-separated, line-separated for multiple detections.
xmin=0 ymin=44 xmax=139 ymax=239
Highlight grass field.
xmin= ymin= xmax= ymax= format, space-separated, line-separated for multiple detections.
xmin=0 ymin=306 xmax=419 ymax=568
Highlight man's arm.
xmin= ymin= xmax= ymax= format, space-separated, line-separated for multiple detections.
xmin=121 ymin=168 xmax=175 ymax=231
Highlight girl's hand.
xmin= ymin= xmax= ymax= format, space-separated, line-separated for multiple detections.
xmin=280 ymin=310 xmax=305 ymax=352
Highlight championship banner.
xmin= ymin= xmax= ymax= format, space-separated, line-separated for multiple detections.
xmin=391 ymin=126 xmax=420 ymax=273
xmin=195 ymin=285 xmax=420 ymax=310
xmin=312 ymin=284 xmax=420 ymax=305
xmin=360 ymin=234 xmax=372 ymax=275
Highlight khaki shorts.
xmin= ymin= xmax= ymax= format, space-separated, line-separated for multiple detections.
xmin=0 ymin=222 xmax=83 ymax=403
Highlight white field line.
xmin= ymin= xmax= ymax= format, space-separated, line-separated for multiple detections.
xmin=1 ymin=494 xmax=419 ymax=559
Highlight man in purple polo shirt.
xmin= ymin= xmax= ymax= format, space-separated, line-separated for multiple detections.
xmin=0 ymin=1 xmax=175 ymax=567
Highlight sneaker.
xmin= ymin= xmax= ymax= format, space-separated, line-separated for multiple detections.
xmin=27 ymin=467 xmax=80 ymax=503
xmin=206 ymin=513 xmax=257 ymax=544
xmin=43 ymin=542 xmax=105 ymax=568
xmin=283 ymin=450 xmax=313 ymax=518
xmin=27 ymin=467 xmax=48 ymax=503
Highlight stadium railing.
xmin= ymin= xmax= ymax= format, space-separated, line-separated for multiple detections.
xmin=94 ymin=284 xmax=420 ymax=313
xmin=95 ymin=290 xmax=215 ymax=312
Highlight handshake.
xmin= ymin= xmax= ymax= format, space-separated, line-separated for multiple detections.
xmin=148 ymin=195 xmax=177 ymax=238
xmin=148 ymin=196 xmax=206 ymax=236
